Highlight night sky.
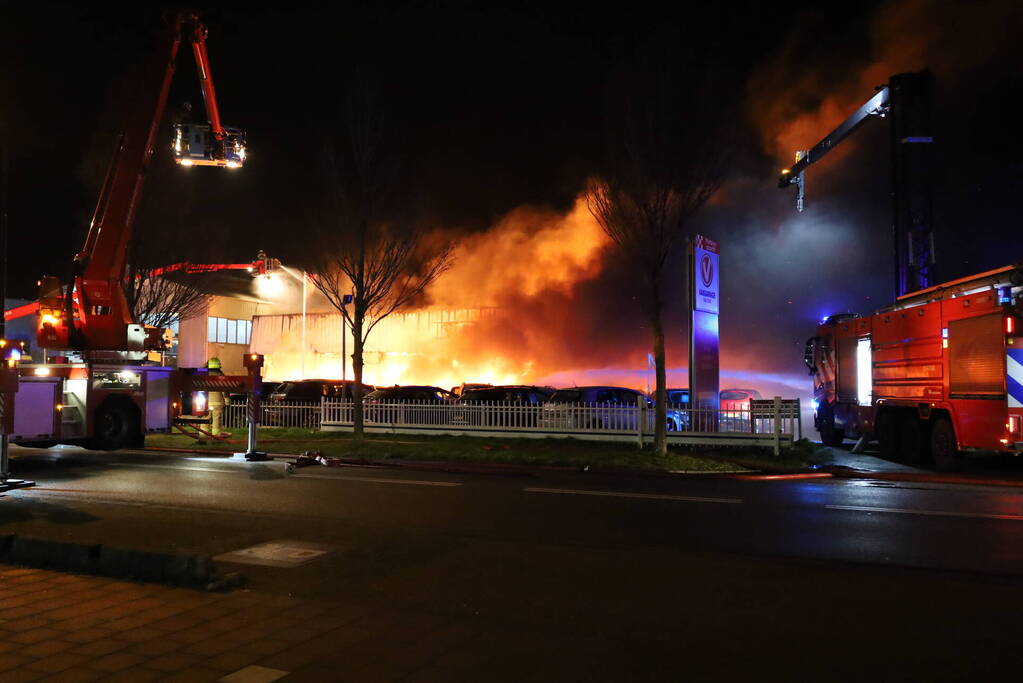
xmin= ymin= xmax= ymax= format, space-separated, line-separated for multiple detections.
xmin=2 ymin=0 xmax=1021 ymax=381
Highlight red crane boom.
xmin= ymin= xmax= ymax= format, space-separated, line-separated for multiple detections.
xmin=37 ymin=12 xmax=245 ymax=355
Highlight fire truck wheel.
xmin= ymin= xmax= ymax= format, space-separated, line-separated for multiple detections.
xmin=90 ymin=399 xmax=142 ymax=451
xmin=900 ymin=416 xmax=931 ymax=464
xmin=876 ymin=410 xmax=899 ymax=460
xmin=930 ymin=418 xmax=962 ymax=472
xmin=818 ymin=411 xmax=845 ymax=447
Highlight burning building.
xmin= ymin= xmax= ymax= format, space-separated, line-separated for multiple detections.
xmin=250 ymin=308 xmax=514 ymax=389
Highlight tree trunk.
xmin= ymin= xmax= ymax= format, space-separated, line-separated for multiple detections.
xmin=652 ymin=308 xmax=667 ymax=457
xmin=649 ymin=282 xmax=667 ymax=457
xmin=352 ymin=312 xmax=365 ymax=440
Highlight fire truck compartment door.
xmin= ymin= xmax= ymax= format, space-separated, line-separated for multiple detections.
xmin=12 ymin=379 xmax=60 ymax=440
xmin=145 ymin=369 xmax=172 ymax=430
xmin=949 ymin=313 xmax=1005 ymax=398
xmin=836 ymin=336 xmax=858 ymax=403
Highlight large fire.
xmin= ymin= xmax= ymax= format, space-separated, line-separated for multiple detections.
xmin=252 ymin=198 xmax=615 ymax=390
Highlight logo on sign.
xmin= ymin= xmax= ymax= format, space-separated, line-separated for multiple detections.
xmin=700 ymin=253 xmax=714 ymax=287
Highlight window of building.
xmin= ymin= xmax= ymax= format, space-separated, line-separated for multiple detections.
xmin=207 ymin=316 xmax=252 ymax=345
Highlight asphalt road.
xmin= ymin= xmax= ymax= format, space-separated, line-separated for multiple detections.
xmin=4 ymin=445 xmax=1023 ymax=680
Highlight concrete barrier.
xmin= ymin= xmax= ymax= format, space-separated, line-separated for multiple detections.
xmin=8 ymin=536 xmax=100 ymax=574
xmin=0 ymin=534 xmax=235 ymax=590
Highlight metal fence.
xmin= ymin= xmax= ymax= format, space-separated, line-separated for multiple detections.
xmin=321 ymin=397 xmax=802 ymax=453
xmin=223 ymin=401 xmax=322 ymax=430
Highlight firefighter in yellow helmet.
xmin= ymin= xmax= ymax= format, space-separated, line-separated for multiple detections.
xmin=206 ymin=357 xmax=230 ymax=436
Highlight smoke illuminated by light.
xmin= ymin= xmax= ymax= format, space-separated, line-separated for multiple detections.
xmin=255 ymin=274 xmax=285 ymax=299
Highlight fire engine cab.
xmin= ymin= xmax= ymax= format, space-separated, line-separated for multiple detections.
xmin=807 ymin=264 xmax=1023 ymax=470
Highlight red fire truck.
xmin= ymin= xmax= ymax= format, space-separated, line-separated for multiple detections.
xmin=807 ymin=264 xmax=1023 ymax=469
xmin=1 ymin=12 xmax=253 ymax=455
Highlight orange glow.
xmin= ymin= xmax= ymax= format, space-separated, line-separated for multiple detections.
xmin=1007 ymin=317 xmax=1015 ymax=335
xmin=252 ymin=199 xmax=615 ymax=389
xmin=430 ymin=199 xmax=609 ymax=305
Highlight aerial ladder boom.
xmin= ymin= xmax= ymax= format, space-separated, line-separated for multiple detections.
xmin=778 ymin=71 xmax=935 ymax=298
xmin=38 ymin=12 xmax=245 ymax=355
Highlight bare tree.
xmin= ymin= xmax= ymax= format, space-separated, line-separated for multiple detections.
xmin=123 ymin=264 xmax=210 ymax=330
xmin=308 ymin=80 xmax=453 ymax=439
xmin=587 ymin=33 xmax=733 ymax=456
xmin=122 ymin=168 xmax=213 ymax=336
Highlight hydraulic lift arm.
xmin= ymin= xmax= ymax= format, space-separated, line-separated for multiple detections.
xmin=38 ymin=12 xmax=244 ymax=354
xmin=189 ymin=21 xmax=227 ymax=144
xmin=778 ymin=87 xmax=890 ymax=210
xmin=777 ymin=71 xmax=936 ymax=298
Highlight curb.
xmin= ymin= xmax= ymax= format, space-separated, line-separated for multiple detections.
xmin=0 ymin=533 xmax=238 ymax=590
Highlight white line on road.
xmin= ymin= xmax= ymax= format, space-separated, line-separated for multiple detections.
xmin=825 ymin=504 xmax=1023 ymax=521
xmin=294 ymin=474 xmax=461 ymax=487
xmin=524 ymin=487 xmax=742 ymax=504
xmin=106 ymin=463 xmax=242 ymax=474
xmin=107 ymin=462 xmax=461 ymax=487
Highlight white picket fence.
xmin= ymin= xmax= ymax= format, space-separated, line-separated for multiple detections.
xmin=320 ymin=397 xmax=802 ymax=453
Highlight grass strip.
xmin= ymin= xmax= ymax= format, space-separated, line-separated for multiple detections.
xmin=147 ymin=429 xmax=829 ymax=474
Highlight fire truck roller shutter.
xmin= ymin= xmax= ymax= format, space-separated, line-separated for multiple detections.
xmin=949 ymin=313 xmax=1005 ymax=398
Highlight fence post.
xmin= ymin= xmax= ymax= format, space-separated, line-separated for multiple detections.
xmin=773 ymin=395 xmax=782 ymax=456
xmin=795 ymin=397 xmax=802 ymax=441
xmin=320 ymin=396 xmax=325 ymax=431
xmin=637 ymin=395 xmax=645 ymax=448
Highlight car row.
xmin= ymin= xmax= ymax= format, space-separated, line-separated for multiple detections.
xmin=215 ymin=377 xmax=762 ymax=431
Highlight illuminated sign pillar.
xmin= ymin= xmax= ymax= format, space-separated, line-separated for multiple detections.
xmin=689 ymin=235 xmax=720 ymax=428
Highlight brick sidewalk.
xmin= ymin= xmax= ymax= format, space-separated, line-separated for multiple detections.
xmin=0 ymin=565 xmax=474 ymax=682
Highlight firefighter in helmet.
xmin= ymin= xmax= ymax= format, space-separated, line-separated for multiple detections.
xmin=206 ymin=357 xmax=230 ymax=436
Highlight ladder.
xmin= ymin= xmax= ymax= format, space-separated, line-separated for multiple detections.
xmin=61 ymin=391 xmax=86 ymax=438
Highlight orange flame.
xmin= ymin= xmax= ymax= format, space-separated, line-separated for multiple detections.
xmin=255 ymin=198 xmax=613 ymax=389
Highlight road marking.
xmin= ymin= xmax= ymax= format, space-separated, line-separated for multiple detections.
xmin=106 ymin=463 xmax=240 ymax=474
xmin=103 ymin=463 xmax=461 ymax=487
xmin=295 ymin=474 xmax=461 ymax=487
xmin=524 ymin=487 xmax=742 ymax=504
xmin=825 ymin=504 xmax=1023 ymax=521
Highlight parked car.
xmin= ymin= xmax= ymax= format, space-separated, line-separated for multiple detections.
xmin=270 ymin=379 xmax=375 ymax=402
xmin=365 ymin=386 xmax=455 ymax=402
xmin=228 ymin=382 xmax=281 ymax=407
xmin=666 ymin=388 xmax=690 ymax=406
xmin=265 ymin=379 xmax=375 ymax=426
xmin=364 ymin=385 xmax=455 ymax=424
xmin=457 ymin=386 xmax=553 ymax=404
xmin=454 ymin=385 xmax=554 ymax=428
xmin=719 ymin=388 xmax=762 ymax=411
xmin=450 ymin=382 xmax=492 ymax=397
xmin=665 ymin=388 xmax=691 ymax=430
xmin=719 ymin=388 xmax=763 ymax=431
xmin=542 ymin=386 xmax=686 ymax=431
